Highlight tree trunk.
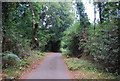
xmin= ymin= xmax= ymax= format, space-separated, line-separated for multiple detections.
xmin=94 ymin=4 xmax=96 ymax=34
xmin=0 ymin=2 xmax=2 ymax=53
xmin=0 ymin=2 xmax=2 ymax=74
xmin=98 ymin=2 xmax=103 ymax=24
xmin=30 ymin=3 xmax=39 ymax=50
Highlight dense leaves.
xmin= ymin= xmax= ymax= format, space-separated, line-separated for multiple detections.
xmin=85 ymin=21 xmax=119 ymax=74
xmin=2 ymin=2 xmax=74 ymax=70
xmin=61 ymin=2 xmax=90 ymax=57
xmin=1 ymin=1 xmax=119 ymax=76
xmin=2 ymin=2 xmax=74 ymax=52
xmin=61 ymin=2 xmax=119 ymax=75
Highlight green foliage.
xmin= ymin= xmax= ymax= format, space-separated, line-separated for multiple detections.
xmin=61 ymin=22 xmax=83 ymax=56
xmin=2 ymin=50 xmax=46 ymax=79
xmin=61 ymin=2 xmax=90 ymax=56
xmin=37 ymin=2 xmax=74 ymax=51
xmin=95 ymin=2 xmax=119 ymax=23
xmin=61 ymin=2 xmax=119 ymax=75
xmin=2 ymin=2 xmax=34 ymax=58
xmin=85 ymin=21 xmax=119 ymax=74
xmin=76 ymin=2 xmax=90 ymax=27
xmin=35 ymin=51 xmax=46 ymax=58
xmin=2 ymin=53 xmax=21 ymax=68
xmin=2 ymin=2 xmax=74 ymax=52
xmin=64 ymin=57 xmax=117 ymax=79
xmin=2 ymin=2 xmax=119 ymax=78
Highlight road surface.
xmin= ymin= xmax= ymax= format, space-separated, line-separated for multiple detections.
xmin=26 ymin=53 xmax=72 ymax=79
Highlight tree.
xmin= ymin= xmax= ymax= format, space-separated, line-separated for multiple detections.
xmin=95 ymin=2 xmax=119 ymax=23
xmin=2 ymin=2 xmax=74 ymax=52
xmin=2 ymin=2 xmax=33 ymax=55
xmin=76 ymin=2 xmax=90 ymax=41
xmin=61 ymin=22 xmax=83 ymax=56
xmin=94 ymin=3 xmax=96 ymax=33
xmin=30 ymin=3 xmax=39 ymax=50
xmin=97 ymin=2 xmax=103 ymax=24
xmin=38 ymin=2 xmax=74 ymax=51
xmin=86 ymin=2 xmax=119 ymax=74
xmin=0 ymin=2 xmax=2 ymax=52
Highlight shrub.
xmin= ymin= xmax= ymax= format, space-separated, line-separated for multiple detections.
xmin=61 ymin=22 xmax=84 ymax=57
xmin=2 ymin=54 xmax=21 ymax=68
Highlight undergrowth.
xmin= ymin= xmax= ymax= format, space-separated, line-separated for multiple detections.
xmin=2 ymin=51 xmax=46 ymax=79
xmin=64 ymin=56 xmax=118 ymax=79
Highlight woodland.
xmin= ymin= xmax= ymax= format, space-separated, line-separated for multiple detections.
xmin=0 ymin=1 xmax=119 ymax=79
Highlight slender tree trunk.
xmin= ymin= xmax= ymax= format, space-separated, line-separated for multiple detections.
xmin=0 ymin=2 xmax=2 ymax=74
xmin=94 ymin=4 xmax=96 ymax=34
xmin=0 ymin=28 xmax=2 ymax=53
xmin=98 ymin=2 xmax=103 ymax=24
xmin=30 ymin=3 xmax=39 ymax=50
xmin=0 ymin=2 xmax=2 ymax=52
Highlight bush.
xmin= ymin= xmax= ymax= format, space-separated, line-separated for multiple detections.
xmin=61 ymin=22 xmax=84 ymax=57
xmin=85 ymin=21 xmax=119 ymax=74
xmin=2 ymin=54 xmax=21 ymax=68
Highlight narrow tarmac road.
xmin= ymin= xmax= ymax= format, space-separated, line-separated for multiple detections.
xmin=26 ymin=53 xmax=72 ymax=79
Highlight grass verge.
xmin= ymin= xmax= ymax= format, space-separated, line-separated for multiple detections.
xmin=64 ymin=56 xmax=118 ymax=79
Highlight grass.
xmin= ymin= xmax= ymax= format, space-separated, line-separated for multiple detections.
xmin=64 ymin=56 xmax=118 ymax=79
xmin=35 ymin=52 xmax=46 ymax=58
xmin=2 ymin=51 xmax=46 ymax=79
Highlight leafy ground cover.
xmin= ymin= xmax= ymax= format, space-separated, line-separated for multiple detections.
xmin=2 ymin=51 xmax=46 ymax=79
xmin=64 ymin=55 xmax=119 ymax=79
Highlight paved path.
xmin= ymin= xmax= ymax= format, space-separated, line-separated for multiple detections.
xmin=26 ymin=53 xmax=72 ymax=79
